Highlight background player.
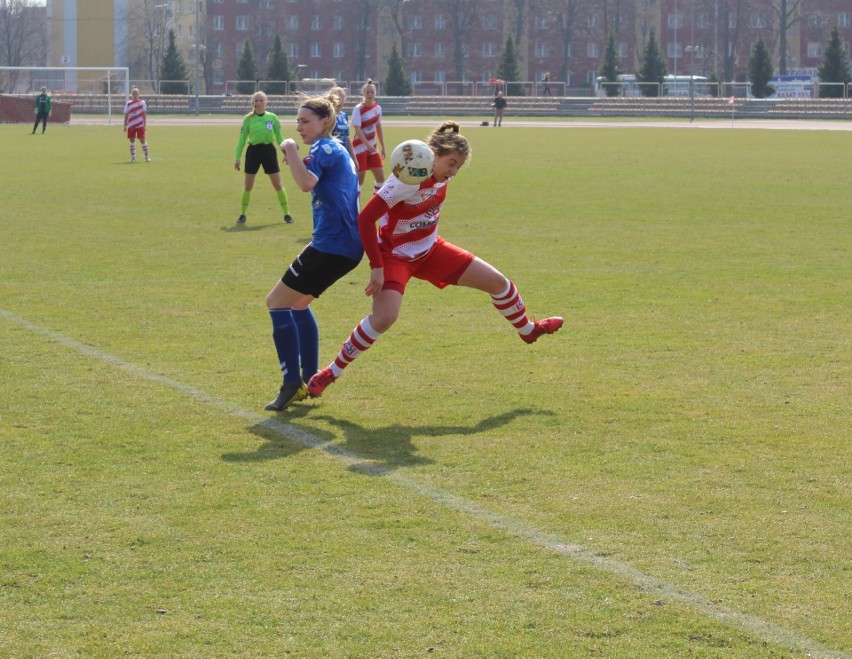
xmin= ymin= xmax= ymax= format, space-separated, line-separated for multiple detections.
xmin=351 ymin=79 xmax=386 ymax=195
xmin=123 ymin=88 xmax=150 ymax=162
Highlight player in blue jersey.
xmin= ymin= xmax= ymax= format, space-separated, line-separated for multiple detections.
xmin=328 ymin=85 xmax=356 ymax=163
xmin=263 ymin=94 xmax=364 ymax=411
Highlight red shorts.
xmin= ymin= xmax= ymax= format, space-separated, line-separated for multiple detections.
xmin=381 ymin=237 xmax=475 ymax=294
xmin=127 ymin=126 xmax=146 ymax=141
xmin=356 ymin=151 xmax=383 ymax=172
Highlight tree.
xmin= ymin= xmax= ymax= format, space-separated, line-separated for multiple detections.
xmin=496 ymin=34 xmax=524 ymax=96
xmin=768 ymin=0 xmax=802 ymax=75
xmin=599 ymin=34 xmax=621 ymax=97
xmin=748 ymin=38 xmax=775 ymax=99
xmin=159 ymin=29 xmax=189 ymax=94
xmin=818 ymin=28 xmax=851 ymax=99
xmin=637 ymin=30 xmax=666 ymax=97
xmin=0 ymin=0 xmax=47 ymax=93
xmin=384 ymin=42 xmax=412 ymax=96
xmin=127 ymin=0 xmax=172 ymax=87
xmin=264 ymin=34 xmax=292 ymax=95
xmin=236 ymin=40 xmax=258 ymax=95
xmin=544 ymin=0 xmax=581 ymax=86
xmin=436 ymin=0 xmax=479 ymax=92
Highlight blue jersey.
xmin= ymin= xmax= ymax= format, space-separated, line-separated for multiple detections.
xmin=304 ymin=137 xmax=363 ymax=261
xmin=332 ymin=111 xmax=351 ymax=150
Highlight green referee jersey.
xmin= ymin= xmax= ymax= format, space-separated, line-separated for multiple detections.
xmin=234 ymin=111 xmax=285 ymax=159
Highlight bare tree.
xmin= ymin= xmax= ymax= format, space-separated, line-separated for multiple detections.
xmin=436 ymin=0 xmax=480 ymax=89
xmin=508 ymin=0 xmax=530 ymax=47
xmin=127 ymin=0 xmax=173 ymax=87
xmin=0 ymin=0 xmax=46 ymax=92
xmin=540 ymin=0 xmax=582 ymax=84
xmin=768 ymin=0 xmax=802 ymax=75
xmin=720 ymin=0 xmax=746 ymax=82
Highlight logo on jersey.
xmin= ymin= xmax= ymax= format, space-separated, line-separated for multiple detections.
xmin=265 ymin=121 xmax=274 ymax=131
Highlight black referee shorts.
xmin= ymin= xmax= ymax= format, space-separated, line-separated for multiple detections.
xmin=244 ymin=143 xmax=280 ymax=175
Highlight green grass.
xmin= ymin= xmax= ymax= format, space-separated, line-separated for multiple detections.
xmin=1 ymin=121 xmax=850 ymax=656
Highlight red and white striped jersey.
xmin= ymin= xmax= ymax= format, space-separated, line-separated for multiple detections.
xmin=123 ymin=98 xmax=146 ymax=130
xmin=360 ymin=175 xmax=450 ymax=266
xmin=351 ymin=102 xmax=382 ymax=155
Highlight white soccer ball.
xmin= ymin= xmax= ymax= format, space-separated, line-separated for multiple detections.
xmin=390 ymin=139 xmax=435 ymax=185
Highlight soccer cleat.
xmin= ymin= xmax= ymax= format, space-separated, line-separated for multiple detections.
xmin=145 ymin=155 xmax=151 ymax=162
xmin=236 ymin=214 xmax=247 ymax=224
xmin=264 ymin=381 xmax=308 ymax=411
xmin=520 ymin=316 xmax=564 ymax=344
xmin=307 ymin=368 xmax=336 ymax=398
xmin=284 ymin=214 xmax=295 ymax=224
xmin=131 ymin=157 xmax=136 ymax=163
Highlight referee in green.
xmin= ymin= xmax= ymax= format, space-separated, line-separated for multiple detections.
xmin=233 ymin=90 xmax=294 ymax=225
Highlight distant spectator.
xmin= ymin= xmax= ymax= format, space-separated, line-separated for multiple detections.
xmin=32 ymin=87 xmax=51 ymax=134
xmin=492 ymin=91 xmax=508 ymax=127
xmin=543 ymin=73 xmax=552 ymax=96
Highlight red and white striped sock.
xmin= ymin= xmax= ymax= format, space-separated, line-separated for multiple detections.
xmin=491 ymin=280 xmax=534 ymax=337
xmin=129 ymin=142 xmax=136 ymax=159
xmin=141 ymin=142 xmax=149 ymax=158
xmin=329 ymin=316 xmax=382 ymax=378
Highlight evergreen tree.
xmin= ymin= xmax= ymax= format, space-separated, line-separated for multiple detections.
xmin=599 ymin=34 xmax=621 ymax=97
xmin=496 ymin=34 xmax=524 ymax=96
xmin=236 ymin=40 xmax=258 ymax=95
xmin=264 ymin=34 xmax=293 ymax=95
xmin=818 ymin=28 xmax=852 ymax=98
xmin=384 ymin=42 xmax=412 ymax=96
xmin=637 ymin=30 xmax=666 ymax=97
xmin=748 ymin=38 xmax=775 ymax=99
xmin=159 ymin=29 xmax=189 ymax=95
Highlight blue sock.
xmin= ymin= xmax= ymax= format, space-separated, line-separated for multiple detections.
xmin=292 ymin=308 xmax=319 ymax=382
xmin=269 ymin=308 xmax=301 ymax=384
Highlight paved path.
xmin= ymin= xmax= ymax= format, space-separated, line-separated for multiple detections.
xmin=72 ymin=115 xmax=852 ymax=131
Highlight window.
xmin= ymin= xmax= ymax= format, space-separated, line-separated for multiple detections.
xmin=618 ymin=42 xmax=628 ymax=58
xmin=588 ymin=14 xmax=598 ymax=29
xmin=728 ymin=15 xmax=737 ymax=28
xmin=287 ymin=44 xmax=297 ymax=59
xmin=436 ymin=70 xmax=446 ymax=82
xmin=534 ymin=16 xmax=548 ymax=29
xmin=237 ymin=0 xmax=248 ymax=3
xmin=311 ymin=42 xmax=321 ymax=58
xmin=407 ymin=14 xmax=422 ymax=30
xmin=667 ymin=43 xmax=683 ymax=58
xmin=333 ymin=43 xmax=344 ymax=58
xmin=435 ymin=15 xmax=447 ymax=29
xmin=236 ymin=16 xmax=248 ymax=30
xmin=435 ymin=42 xmax=445 ymax=57
xmin=534 ymin=42 xmax=549 ymax=58
xmin=839 ymin=13 xmax=851 ymax=28
xmin=311 ymin=15 xmax=320 ymax=30
xmin=213 ymin=15 xmax=224 ymax=30
xmin=286 ymin=16 xmax=298 ymax=30
xmin=212 ymin=0 xmax=222 ymax=4
xmin=750 ymin=13 xmax=767 ymax=28
xmin=667 ymin=13 xmax=683 ymax=29
xmin=587 ymin=42 xmax=599 ymax=58
xmin=482 ymin=42 xmax=498 ymax=57
xmin=177 ymin=25 xmax=183 ymax=37
xmin=697 ymin=12 xmax=709 ymax=28
xmin=482 ymin=15 xmax=498 ymax=30
xmin=407 ymin=42 xmax=422 ymax=57
xmin=333 ymin=16 xmax=344 ymax=30
xmin=807 ymin=42 xmax=821 ymax=58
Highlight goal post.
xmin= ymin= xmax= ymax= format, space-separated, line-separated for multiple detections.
xmin=0 ymin=66 xmax=130 ymax=123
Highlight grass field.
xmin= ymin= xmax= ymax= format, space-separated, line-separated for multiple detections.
xmin=1 ymin=118 xmax=850 ymax=656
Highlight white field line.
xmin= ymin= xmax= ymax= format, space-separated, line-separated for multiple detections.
xmin=2 ymin=307 xmax=847 ymax=658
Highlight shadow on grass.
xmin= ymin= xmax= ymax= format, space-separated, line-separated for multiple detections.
xmin=223 ymin=407 xmax=553 ymax=476
xmin=220 ymin=223 xmax=281 ymax=233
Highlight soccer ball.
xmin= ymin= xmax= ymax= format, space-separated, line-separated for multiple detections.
xmin=390 ymin=139 xmax=435 ymax=185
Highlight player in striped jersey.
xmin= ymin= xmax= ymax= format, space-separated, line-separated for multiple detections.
xmin=351 ymin=79 xmax=386 ymax=195
xmin=123 ymin=88 xmax=150 ymax=163
xmin=307 ymin=121 xmax=563 ymax=399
